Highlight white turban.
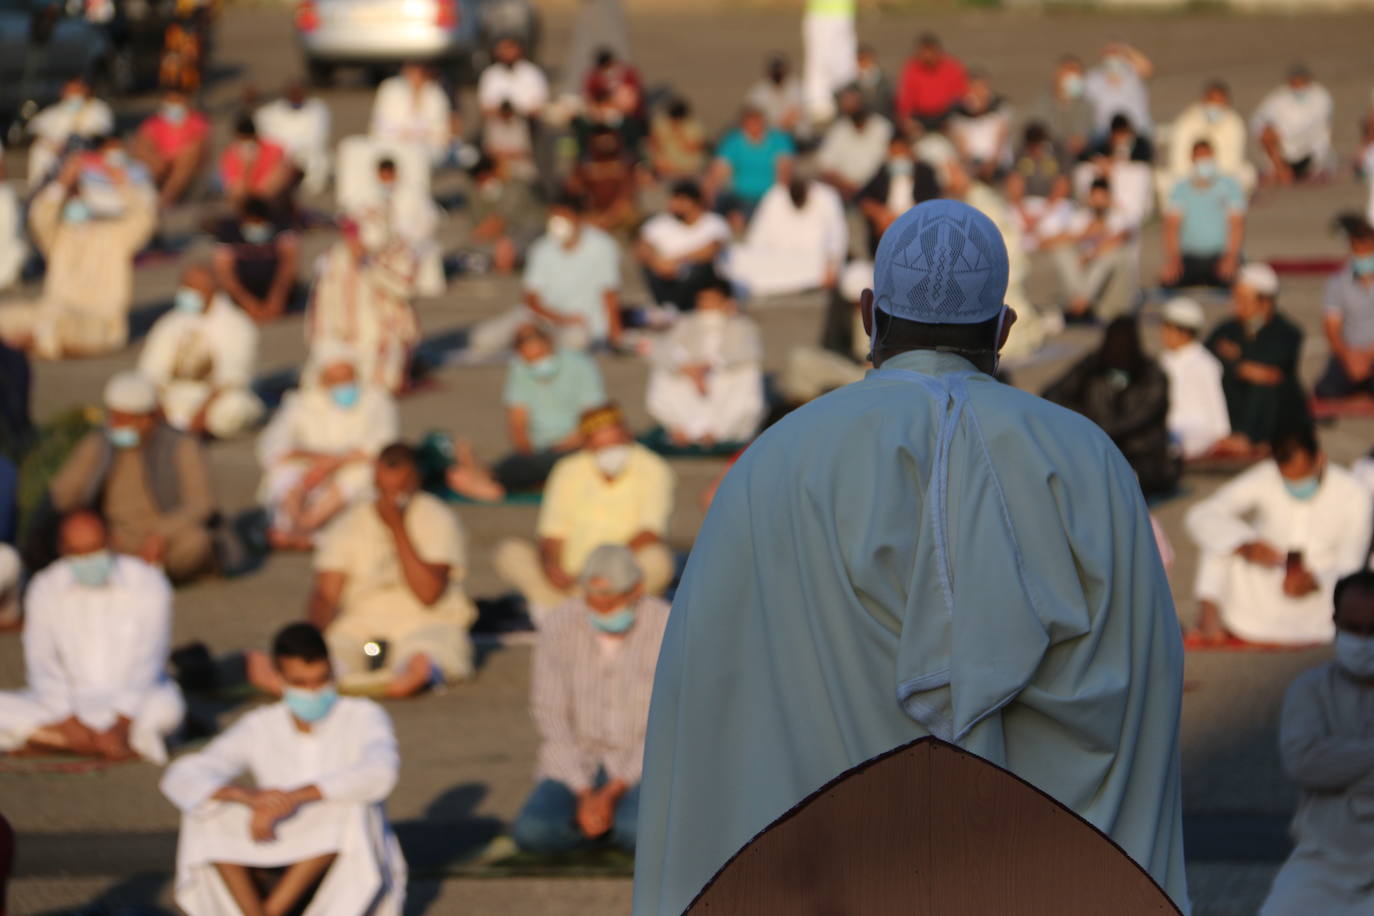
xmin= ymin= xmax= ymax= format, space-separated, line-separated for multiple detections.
xmin=102 ymin=370 xmax=158 ymax=414
xmin=1237 ymin=262 xmax=1279 ymax=297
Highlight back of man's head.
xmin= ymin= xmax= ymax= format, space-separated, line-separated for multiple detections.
xmin=272 ymin=622 xmax=329 ymax=664
xmin=378 ymin=441 xmax=417 ymax=471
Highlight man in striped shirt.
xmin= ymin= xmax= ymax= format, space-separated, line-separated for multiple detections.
xmin=512 ymin=545 xmax=670 ymax=855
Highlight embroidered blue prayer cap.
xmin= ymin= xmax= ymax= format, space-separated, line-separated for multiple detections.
xmin=873 ymin=199 xmax=1009 ymax=325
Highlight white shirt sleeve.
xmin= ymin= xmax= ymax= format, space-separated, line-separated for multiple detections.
xmin=316 ymin=703 xmax=400 ymax=802
xmin=1185 ymin=465 xmax=1269 ymax=556
xmin=21 ymin=573 xmax=74 ymax=721
xmin=136 ymin=315 xmax=182 ymax=388
xmin=211 ymin=300 xmax=259 ymax=389
xmin=160 ymin=713 xmax=259 ymax=812
xmin=105 ymin=565 xmax=174 ymax=720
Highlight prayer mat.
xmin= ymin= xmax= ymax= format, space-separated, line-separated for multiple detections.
xmin=1269 ymin=257 xmax=1345 ymax=275
xmin=413 ymin=836 xmax=635 ymax=879
xmin=0 ymin=755 xmax=127 ymax=777
xmin=1310 ymin=396 xmax=1374 ymax=421
xmin=638 ymin=427 xmax=747 ymax=458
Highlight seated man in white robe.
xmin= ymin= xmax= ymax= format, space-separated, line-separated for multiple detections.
xmin=646 ymin=280 xmax=765 ymax=447
xmin=1158 ymin=297 xmax=1230 ymax=460
xmin=721 ymin=177 xmax=846 ymax=299
xmin=161 ymin=622 xmax=405 ymax=916
xmin=1251 ymin=64 xmax=1333 ymax=186
xmin=1261 ymin=570 xmax=1374 ymax=916
xmin=26 ymin=77 xmax=114 ymax=191
xmin=251 ymin=443 xmax=476 ymax=698
xmin=335 ymin=63 xmax=447 ymax=212
xmin=307 ymin=192 xmax=420 ymax=394
xmin=256 ymin=347 xmax=399 ymax=550
xmin=1186 ymin=426 xmax=1373 ymax=647
xmin=0 ymin=511 xmax=184 ymax=763
xmin=138 ymin=264 xmax=264 ymax=439
xmin=256 ymin=80 xmax=333 ymax=196
xmin=513 ymin=546 xmax=670 ymax=855
xmin=635 ymin=200 xmax=1188 ymax=915
xmin=0 ymin=154 xmax=156 ymax=360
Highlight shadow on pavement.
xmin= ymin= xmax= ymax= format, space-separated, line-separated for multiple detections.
xmin=395 ymin=782 xmax=504 ymax=914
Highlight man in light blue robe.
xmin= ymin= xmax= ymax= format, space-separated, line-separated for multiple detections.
xmin=634 ymin=199 xmax=1190 ymax=915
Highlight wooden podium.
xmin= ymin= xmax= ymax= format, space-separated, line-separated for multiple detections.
xmin=685 ymin=738 xmax=1180 ymax=915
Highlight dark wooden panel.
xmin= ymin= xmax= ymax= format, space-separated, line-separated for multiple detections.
xmin=686 ymin=737 xmax=1179 ymax=915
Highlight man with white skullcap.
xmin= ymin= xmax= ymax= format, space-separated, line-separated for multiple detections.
xmin=48 ymin=370 xmax=217 ymax=583
xmin=1204 ymin=261 xmax=1309 ymax=457
xmin=512 ymin=544 xmax=669 ymax=856
xmin=636 ymin=199 xmax=1189 ymax=914
xmin=1160 ymin=297 xmax=1231 ymax=459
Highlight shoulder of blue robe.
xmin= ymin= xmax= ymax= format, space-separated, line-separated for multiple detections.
xmin=634 ymin=368 xmax=1189 ymax=916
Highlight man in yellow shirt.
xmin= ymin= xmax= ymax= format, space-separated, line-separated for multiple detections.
xmin=495 ymin=404 xmax=676 ymax=623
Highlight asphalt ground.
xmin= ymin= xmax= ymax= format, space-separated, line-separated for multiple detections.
xmin=4 ymin=3 xmax=1374 ymax=913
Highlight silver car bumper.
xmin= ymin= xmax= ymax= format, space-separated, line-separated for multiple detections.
xmin=301 ymin=24 xmax=471 ymax=62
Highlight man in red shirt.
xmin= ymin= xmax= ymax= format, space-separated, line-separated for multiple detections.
xmin=218 ymin=113 xmax=297 ymax=218
xmin=133 ymin=88 xmax=211 ymax=209
xmin=895 ymin=33 xmax=967 ymax=131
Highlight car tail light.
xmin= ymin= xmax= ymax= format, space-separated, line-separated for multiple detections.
xmin=296 ymin=0 xmax=320 ymax=32
xmin=435 ymin=0 xmax=457 ymax=28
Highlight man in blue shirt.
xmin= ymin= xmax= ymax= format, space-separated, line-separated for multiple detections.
xmin=706 ymin=107 xmax=795 ymax=222
xmin=1316 ymin=216 xmax=1374 ymax=402
xmin=1161 ymin=139 xmax=1246 ymax=289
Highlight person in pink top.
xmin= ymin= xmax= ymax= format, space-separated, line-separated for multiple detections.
xmin=895 ymin=33 xmax=967 ymax=131
xmin=218 ymin=113 xmax=297 ymax=217
xmin=133 ymin=88 xmax=211 ymax=209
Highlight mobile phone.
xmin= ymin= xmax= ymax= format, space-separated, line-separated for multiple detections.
xmin=1285 ymin=550 xmax=1303 ymax=574
xmin=364 ymin=639 xmax=390 ymax=672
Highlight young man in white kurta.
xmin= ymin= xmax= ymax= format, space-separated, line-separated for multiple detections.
xmin=161 ymin=624 xmax=405 ymax=916
xmin=1186 ymin=430 xmax=1373 ymax=646
xmin=0 ymin=512 xmax=183 ymax=764
xmin=138 ymin=265 xmax=264 ymax=439
xmin=1251 ymin=67 xmax=1333 ymax=183
xmin=26 ymin=78 xmax=115 ymax=190
xmin=1158 ymin=298 xmax=1230 ymax=460
xmin=646 ymin=283 xmax=764 ymax=446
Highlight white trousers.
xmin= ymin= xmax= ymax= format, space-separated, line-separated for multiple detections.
xmin=0 ymin=680 xmax=185 ymax=764
xmin=802 ymin=12 xmax=857 ymax=124
xmin=162 ymin=381 xmax=265 ymax=439
xmin=646 ymin=367 xmax=765 ymax=443
xmin=175 ymin=799 xmax=406 ymax=916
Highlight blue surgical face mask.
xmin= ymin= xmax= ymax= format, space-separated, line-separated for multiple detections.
xmin=69 ymin=550 xmax=114 ymax=588
xmin=242 ymin=223 xmax=273 ymax=244
xmin=1195 ymin=158 xmax=1219 ymax=180
xmin=1283 ymin=474 xmax=1320 ymax=501
xmin=283 ymin=684 xmax=339 ymax=724
xmin=1352 ymin=254 xmax=1374 ymax=277
xmin=329 ymin=383 xmax=361 ymax=409
xmin=63 ymin=199 xmax=92 ymax=224
xmin=588 ymin=608 xmax=635 ymax=634
xmin=162 ymin=102 xmax=187 ymax=124
xmin=528 ymin=355 xmax=559 ymax=380
xmin=107 ymin=425 xmax=141 ymax=449
xmin=889 ymin=158 xmax=914 ymax=177
xmin=174 ymin=287 xmax=204 ymax=314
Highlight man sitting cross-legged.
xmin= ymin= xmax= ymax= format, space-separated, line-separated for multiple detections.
xmin=252 ymin=443 xmax=476 ymax=697
xmin=161 ymin=623 xmax=406 ymax=916
xmin=0 ymin=511 xmax=184 ymax=763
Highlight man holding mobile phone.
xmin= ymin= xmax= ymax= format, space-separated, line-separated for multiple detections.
xmin=1186 ymin=426 xmax=1373 ymax=647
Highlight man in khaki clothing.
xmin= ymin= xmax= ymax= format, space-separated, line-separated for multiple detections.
xmin=301 ymin=443 xmax=477 ymax=698
xmin=495 ymin=404 xmax=676 ymax=623
xmin=0 ymin=153 xmax=156 ymax=359
xmin=49 ymin=371 xmax=216 ymax=583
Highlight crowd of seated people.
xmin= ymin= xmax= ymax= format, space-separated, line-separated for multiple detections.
xmin=2 ymin=14 xmax=1374 ymax=914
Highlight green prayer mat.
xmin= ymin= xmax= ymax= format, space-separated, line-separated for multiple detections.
xmin=413 ymin=836 xmax=635 ymax=879
xmin=637 ymin=427 xmax=746 ymax=459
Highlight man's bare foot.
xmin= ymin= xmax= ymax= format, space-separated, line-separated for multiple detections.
xmin=246 ymin=650 xmax=285 ymax=697
xmin=267 ymin=528 xmax=313 ymax=552
xmin=446 ymin=440 xmax=505 ymax=502
xmin=669 ymin=429 xmax=692 ymax=447
xmin=383 ymin=653 xmax=436 ymax=699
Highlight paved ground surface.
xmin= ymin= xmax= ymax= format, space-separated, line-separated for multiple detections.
xmin=4 ymin=4 xmax=1374 ymax=914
